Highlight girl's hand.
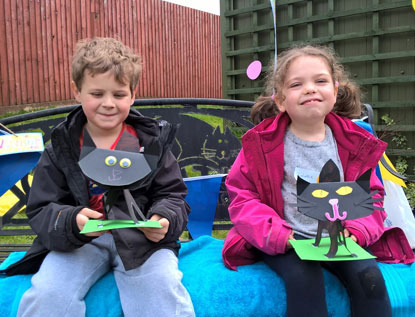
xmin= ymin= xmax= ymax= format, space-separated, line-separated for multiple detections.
xmin=76 ymin=208 xmax=105 ymax=237
xmin=139 ymin=214 xmax=169 ymax=243
xmin=343 ymin=228 xmax=357 ymax=243
xmin=286 ymin=231 xmax=295 ymax=250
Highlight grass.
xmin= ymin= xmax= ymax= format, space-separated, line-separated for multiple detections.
xmin=0 ymin=106 xmax=57 ymax=119
xmin=180 ymin=229 xmax=229 ymax=241
xmin=0 ymin=212 xmax=35 ymax=245
xmin=211 ymin=230 xmax=229 ymax=239
xmin=0 ymin=234 xmax=35 ymax=245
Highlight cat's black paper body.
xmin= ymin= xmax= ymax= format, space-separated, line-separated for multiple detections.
xmin=78 ymin=129 xmax=160 ymax=223
xmin=296 ymin=160 xmax=383 ymax=258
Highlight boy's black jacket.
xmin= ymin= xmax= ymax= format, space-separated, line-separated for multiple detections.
xmin=1 ymin=106 xmax=189 ymax=276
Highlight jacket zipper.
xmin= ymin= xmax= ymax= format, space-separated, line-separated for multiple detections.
xmin=54 ymin=210 xmax=62 ymax=231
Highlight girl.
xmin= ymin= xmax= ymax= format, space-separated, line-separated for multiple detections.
xmin=222 ymin=45 xmax=414 ymax=317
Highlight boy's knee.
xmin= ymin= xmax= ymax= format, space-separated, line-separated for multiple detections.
xmin=150 ymin=265 xmax=183 ymax=287
xmin=18 ymin=285 xmax=61 ymax=316
xmin=19 ymin=284 xmax=85 ymax=317
xmin=136 ymin=251 xmax=182 ymax=287
xmin=27 ymin=283 xmax=65 ymax=303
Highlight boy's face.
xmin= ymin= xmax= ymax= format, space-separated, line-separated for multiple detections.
xmin=72 ymin=70 xmax=135 ymax=137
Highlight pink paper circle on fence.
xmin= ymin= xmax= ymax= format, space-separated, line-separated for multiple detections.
xmin=246 ymin=60 xmax=262 ymax=80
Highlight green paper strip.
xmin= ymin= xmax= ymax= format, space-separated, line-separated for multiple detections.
xmin=80 ymin=219 xmax=163 ymax=234
xmin=290 ymin=237 xmax=376 ymax=261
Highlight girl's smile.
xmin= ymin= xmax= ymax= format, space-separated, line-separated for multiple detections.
xmin=300 ymin=98 xmax=322 ymax=105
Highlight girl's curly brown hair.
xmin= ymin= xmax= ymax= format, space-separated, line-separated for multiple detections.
xmin=251 ymin=45 xmax=362 ymax=125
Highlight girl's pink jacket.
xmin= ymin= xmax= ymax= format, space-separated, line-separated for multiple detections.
xmin=222 ymin=112 xmax=414 ymax=270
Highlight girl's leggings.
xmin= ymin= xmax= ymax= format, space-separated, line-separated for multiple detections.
xmin=261 ymin=249 xmax=392 ymax=317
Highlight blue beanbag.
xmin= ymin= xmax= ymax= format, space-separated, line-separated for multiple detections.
xmin=1 ymin=236 xmax=414 ymax=317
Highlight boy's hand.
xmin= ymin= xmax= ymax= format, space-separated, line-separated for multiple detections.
xmin=76 ymin=208 xmax=105 ymax=237
xmin=139 ymin=214 xmax=169 ymax=242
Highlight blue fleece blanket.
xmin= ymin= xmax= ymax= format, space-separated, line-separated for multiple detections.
xmin=1 ymin=236 xmax=414 ymax=317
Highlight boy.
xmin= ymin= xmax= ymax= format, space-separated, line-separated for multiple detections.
xmin=3 ymin=37 xmax=195 ymax=316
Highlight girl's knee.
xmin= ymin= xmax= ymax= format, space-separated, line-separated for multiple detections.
xmin=357 ymin=266 xmax=387 ymax=299
xmin=284 ymin=268 xmax=324 ymax=288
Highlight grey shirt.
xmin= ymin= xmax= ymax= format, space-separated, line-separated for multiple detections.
xmin=282 ymin=125 xmax=344 ymax=238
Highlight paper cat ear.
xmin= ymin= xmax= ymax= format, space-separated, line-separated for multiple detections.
xmin=297 ymin=176 xmax=310 ymax=195
xmin=114 ymin=130 xmax=140 ymax=153
xmin=356 ymin=169 xmax=372 ymax=193
xmin=142 ymin=140 xmax=161 ymax=170
xmin=80 ymin=128 xmax=97 ymax=160
xmin=319 ymin=159 xmax=340 ymax=182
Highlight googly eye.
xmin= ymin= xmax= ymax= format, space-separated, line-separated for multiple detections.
xmin=120 ymin=158 xmax=131 ymax=168
xmin=105 ymin=156 xmax=117 ymax=166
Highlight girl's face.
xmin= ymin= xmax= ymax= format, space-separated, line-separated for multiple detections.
xmin=275 ymin=55 xmax=338 ymax=127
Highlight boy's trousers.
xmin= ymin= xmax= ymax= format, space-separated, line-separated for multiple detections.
xmin=17 ymin=233 xmax=195 ymax=317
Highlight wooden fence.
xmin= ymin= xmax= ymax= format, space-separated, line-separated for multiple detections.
xmin=220 ymin=0 xmax=415 ymax=177
xmin=0 ymin=0 xmax=222 ymax=110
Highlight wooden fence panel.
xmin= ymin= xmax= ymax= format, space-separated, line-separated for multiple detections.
xmin=0 ymin=0 xmax=222 ymax=109
xmin=220 ymin=0 xmax=415 ymax=177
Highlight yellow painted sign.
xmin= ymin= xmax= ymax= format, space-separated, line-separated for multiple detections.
xmin=0 ymin=133 xmax=44 ymax=156
xmin=413 ymin=0 xmax=415 ymax=11
xmin=379 ymin=153 xmax=406 ymax=187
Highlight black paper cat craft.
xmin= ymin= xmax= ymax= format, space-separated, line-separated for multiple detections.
xmin=295 ymin=160 xmax=383 ymax=258
xmin=78 ymin=128 xmax=160 ymax=223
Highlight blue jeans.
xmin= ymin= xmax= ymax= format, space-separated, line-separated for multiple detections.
xmin=17 ymin=233 xmax=195 ymax=317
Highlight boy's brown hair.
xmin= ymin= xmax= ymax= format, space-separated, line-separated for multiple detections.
xmin=72 ymin=37 xmax=142 ymax=94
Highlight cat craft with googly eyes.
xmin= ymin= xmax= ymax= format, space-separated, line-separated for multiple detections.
xmin=78 ymin=128 xmax=160 ymax=223
xmin=295 ymin=159 xmax=383 ymax=258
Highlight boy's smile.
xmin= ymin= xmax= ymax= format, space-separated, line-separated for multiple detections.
xmin=72 ymin=70 xmax=135 ymax=141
